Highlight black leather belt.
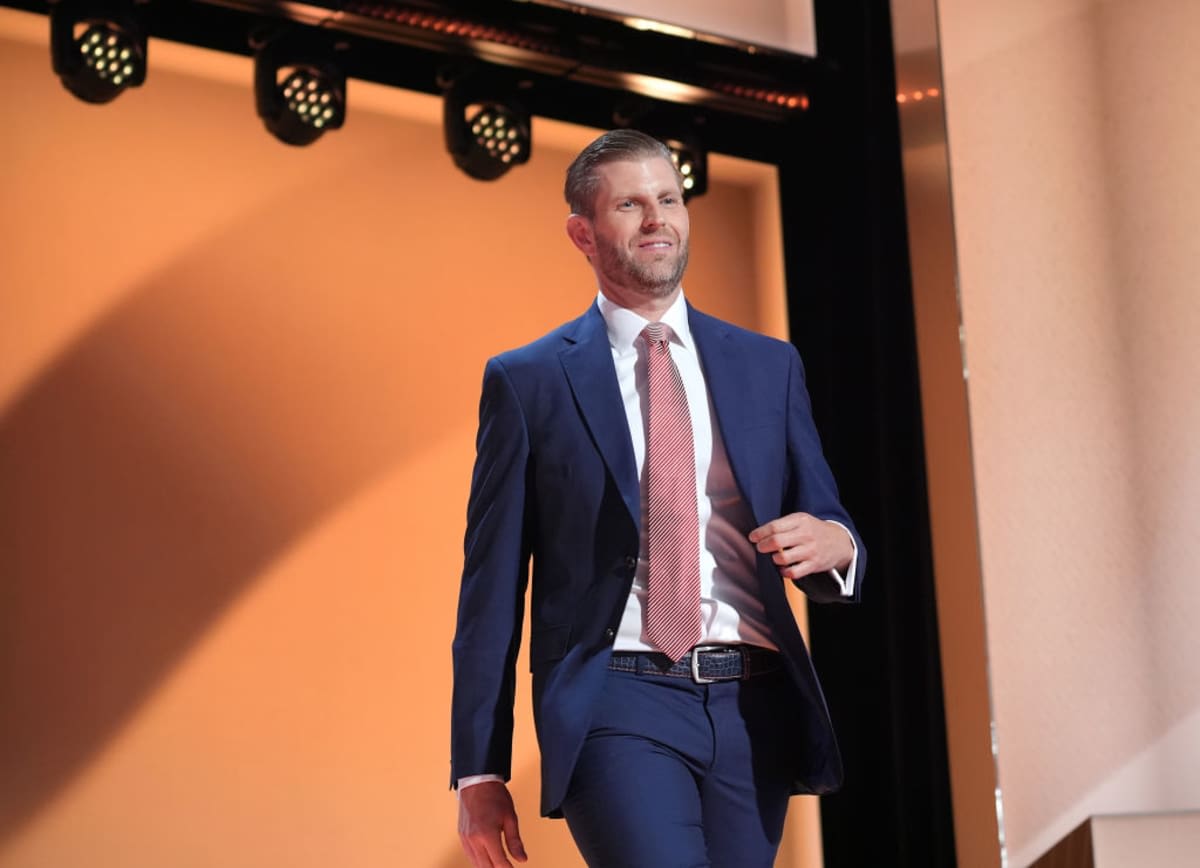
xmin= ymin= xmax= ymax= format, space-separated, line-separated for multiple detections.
xmin=608 ymin=645 xmax=781 ymax=684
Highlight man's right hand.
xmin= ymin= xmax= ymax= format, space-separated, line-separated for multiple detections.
xmin=458 ymin=780 xmax=528 ymax=867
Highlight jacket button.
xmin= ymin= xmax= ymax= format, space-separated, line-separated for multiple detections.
xmin=604 ymin=627 xmax=616 ymax=640
xmin=624 ymin=556 xmax=637 ymax=571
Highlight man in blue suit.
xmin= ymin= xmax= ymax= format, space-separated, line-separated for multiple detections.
xmin=452 ymin=130 xmax=865 ymax=867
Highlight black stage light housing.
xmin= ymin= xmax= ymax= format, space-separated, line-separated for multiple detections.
xmin=612 ymin=101 xmax=710 ymax=202
xmin=50 ymin=0 xmax=148 ymax=105
xmin=441 ymin=70 xmax=532 ymax=182
xmin=254 ymin=32 xmax=346 ymax=147
xmin=663 ymin=137 xmax=708 ymax=201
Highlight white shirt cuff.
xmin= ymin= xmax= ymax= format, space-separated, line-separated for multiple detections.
xmin=456 ymin=774 xmax=505 ymax=796
xmin=824 ymin=520 xmax=858 ymax=597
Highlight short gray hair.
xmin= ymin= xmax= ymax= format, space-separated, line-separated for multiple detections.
xmin=564 ymin=129 xmax=679 ymax=218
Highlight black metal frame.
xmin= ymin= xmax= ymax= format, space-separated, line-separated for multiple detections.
xmin=19 ymin=0 xmax=826 ymax=163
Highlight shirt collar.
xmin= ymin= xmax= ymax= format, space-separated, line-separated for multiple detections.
xmin=596 ymin=289 xmax=693 ymax=356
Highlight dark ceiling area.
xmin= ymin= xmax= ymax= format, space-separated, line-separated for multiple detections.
xmin=4 ymin=0 xmax=832 ymax=164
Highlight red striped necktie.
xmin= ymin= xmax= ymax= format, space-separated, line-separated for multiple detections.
xmin=642 ymin=322 xmax=702 ymax=662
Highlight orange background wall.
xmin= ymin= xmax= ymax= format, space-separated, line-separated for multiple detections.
xmin=0 ymin=10 xmax=824 ymax=867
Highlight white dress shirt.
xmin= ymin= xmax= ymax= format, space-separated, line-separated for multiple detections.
xmin=598 ymin=289 xmax=780 ymax=650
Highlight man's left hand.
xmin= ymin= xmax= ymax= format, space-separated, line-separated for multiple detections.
xmin=749 ymin=513 xmax=853 ymax=580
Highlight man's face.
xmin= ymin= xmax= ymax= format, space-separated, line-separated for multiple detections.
xmin=568 ymin=157 xmax=690 ymax=308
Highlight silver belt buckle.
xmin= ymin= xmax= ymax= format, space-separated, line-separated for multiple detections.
xmin=690 ymin=645 xmax=724 ymax=684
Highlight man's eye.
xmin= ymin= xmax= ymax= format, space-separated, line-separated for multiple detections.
xmin=661 ymin=197 xmax=678 ymax=206
xmin=618 ymin=199 xmax=636 ymax=209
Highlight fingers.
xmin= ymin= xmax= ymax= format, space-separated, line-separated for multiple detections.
xmin=503 ymin=814 xmax=528 ymax=863
xmin=749 ymin=513 xmax=851 ymax=579
xmin=748 ymin=515 xmax=796 ymax=548
xmin=778 ymin=556 xmax=819 ymax=580
xmin=460 ymin=829 xmax=514 ymax=868
xmin=478 ymin=835 xmax=515 ymax=868
xmin=466 ymin=827 xmax=524 ymax=868
xmin=749 ymin=512 xmax=816 ymax=554
xmin=459 ymin=838 xmax=487 ymax=868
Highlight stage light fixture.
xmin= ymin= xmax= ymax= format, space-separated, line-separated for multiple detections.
xmin=50 ymin=0 xmax=148 ymax=105
xmin=612 ymin=102 xmax=710 ymax=202
xmin=254 ymin=34 xmax=346 ymax=147
xmin=442 ymin=73 xmax=531 ymax=181
xmin=664 ymin=138 xmax=708 ymax=201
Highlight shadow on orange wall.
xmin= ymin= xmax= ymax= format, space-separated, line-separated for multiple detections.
xmin=0 ymin=197 xmax=482 ymax=842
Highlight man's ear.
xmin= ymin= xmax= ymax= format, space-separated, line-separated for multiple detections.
xmin=566 ymin=214 xmax=595 ymax=256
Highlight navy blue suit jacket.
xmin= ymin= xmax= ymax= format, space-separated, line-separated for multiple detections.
xmin=450 ymin=301 xmax=866 ymax=817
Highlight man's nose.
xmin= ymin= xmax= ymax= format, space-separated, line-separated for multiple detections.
xmin=642 ymin=206 xmax=664 ymax=229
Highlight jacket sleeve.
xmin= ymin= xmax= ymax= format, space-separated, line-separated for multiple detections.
xmin=782 ymin=343 xmax=867 ymax=605
xmin=450 ymin=357 xmax=533 ymax=786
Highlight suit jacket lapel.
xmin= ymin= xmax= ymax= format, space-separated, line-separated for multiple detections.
xmin=558 ymin=304 xmax=641 ymax=530
xmin=689 ymin=306 xmax=769 ymax=527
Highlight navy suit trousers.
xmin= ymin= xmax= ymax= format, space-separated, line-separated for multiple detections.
xmin=560 ymin=663 xmax=804 ymax=867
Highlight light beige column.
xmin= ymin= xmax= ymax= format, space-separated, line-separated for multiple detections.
xmin=920 ymin=0 xmax=1200 ymax=865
